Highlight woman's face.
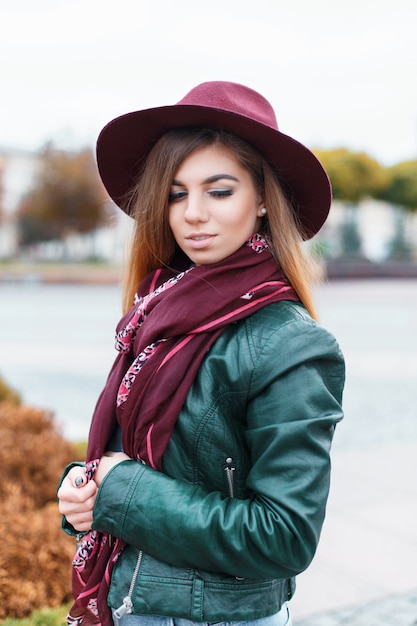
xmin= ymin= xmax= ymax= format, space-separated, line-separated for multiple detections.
xmin=168 ymin=144 xmax=264 ymax=265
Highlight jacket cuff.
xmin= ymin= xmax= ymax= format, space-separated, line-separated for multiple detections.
xmin=92 ymin=460 xmax=146 ymax=536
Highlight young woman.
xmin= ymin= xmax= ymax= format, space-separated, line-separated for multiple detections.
xmin=58 ymin=81 xmax=345 ymax=626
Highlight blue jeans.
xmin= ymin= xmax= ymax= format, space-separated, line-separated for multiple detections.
xmin=112 ymin=604 xmax=292 ymax=626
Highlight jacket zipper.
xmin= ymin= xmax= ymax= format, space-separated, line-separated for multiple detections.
xmin=224 ymin=457 xmax=245 ymax=581
xmin=224 ymin=457 xmax=236 ymax=497
xmin=114 ymin=549 xmax=143 ymax=622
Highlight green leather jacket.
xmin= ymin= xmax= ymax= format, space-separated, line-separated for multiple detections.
xmin=92 ymin=301 xmax=345 ymax=621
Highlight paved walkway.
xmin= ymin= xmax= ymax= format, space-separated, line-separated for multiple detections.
xmin=289 ymin=442 xmax=417 ymax=625
xmin=295 ymin=591 xmax=417 ymax=625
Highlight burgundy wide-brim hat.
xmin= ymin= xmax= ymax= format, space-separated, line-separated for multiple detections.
xmin=96 ymin=81 xmax=331 ymax=239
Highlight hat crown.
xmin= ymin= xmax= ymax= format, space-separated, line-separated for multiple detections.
xmin=177 ymin=81 xmax=279 ymax=132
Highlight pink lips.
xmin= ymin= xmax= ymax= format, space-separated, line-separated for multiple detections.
xmin=186 ymin=233 xmax=216 ymax=250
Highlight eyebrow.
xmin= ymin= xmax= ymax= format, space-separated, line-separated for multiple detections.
xmin=172 ymin=174 xmax=239 ymax=186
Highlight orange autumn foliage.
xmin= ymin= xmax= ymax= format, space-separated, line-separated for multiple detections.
xmin=0 ymin=400 xmax=80 ymax=619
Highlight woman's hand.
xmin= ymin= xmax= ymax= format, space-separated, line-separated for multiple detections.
xmin=58 ymin=453 xmax=130 ymax=532
xmin=57 ymin=466 xmax=97 ymax=532
xmin=94 ymin=451 xmax=131 ymax=487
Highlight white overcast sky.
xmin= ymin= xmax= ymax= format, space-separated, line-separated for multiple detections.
xmin=1 ymin=0 xmax=416 ymax=165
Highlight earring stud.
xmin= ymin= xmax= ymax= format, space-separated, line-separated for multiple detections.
xmin=260 ymin=207 xmax=267 ymax=215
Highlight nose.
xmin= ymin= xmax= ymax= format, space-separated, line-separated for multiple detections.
xmin=183 ymin=192 xmax=209 ymax=223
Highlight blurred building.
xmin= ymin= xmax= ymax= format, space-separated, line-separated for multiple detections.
xmin=0 ymin=147 xmax=40 ymax=257
xmin=319 ymin=199 xmax=417 ymax=262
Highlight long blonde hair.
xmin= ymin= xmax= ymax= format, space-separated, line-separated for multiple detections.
xmin=122 ymin=128 xmax=322 ymax=319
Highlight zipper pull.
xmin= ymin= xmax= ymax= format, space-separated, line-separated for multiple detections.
xmin=114 ymin=596 xmax=133 ymax=619
xmin=224 ymin=457 xmax=236 ymax=498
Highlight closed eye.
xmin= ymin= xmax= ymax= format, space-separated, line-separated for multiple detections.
xmin=208 ymin=189 xmax=233 ymax=198
xmin=168 ymin=190 xmax=187 ymax=203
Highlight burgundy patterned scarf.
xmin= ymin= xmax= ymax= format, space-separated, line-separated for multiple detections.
xmin=67 ymin=234 xmax=299 ymax=625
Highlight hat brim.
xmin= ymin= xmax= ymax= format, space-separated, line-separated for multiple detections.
xmin=96 ymin=104 xmax=331 ymax=239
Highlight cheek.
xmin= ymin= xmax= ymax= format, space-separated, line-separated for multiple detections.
xmin=236 ymin=203 xmax=261 ymax=228
xmin=167 ymin=207 xmax=178 ymax=233
xmin=221 ymin=199 xmax=257 ymax=224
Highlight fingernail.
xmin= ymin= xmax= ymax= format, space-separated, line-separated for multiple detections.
xmin=75 ymin=476 xmax=84 ymax=487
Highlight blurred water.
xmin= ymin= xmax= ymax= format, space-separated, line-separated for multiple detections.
xmin=0 ymin=280 xmax=416 ymax=447
xmin=0 ymin=283 xmax=123 ymax=440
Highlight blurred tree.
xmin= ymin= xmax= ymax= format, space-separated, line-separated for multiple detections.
xmin=377 ymin=160 xmax=417 ymax=212
xmin=16 ymin=144 xmax=109 ymax=246
xmin=339 ymin=205 xmax=363 ymax=259
xmin=386 ymin=208 xmax=413 ymax=260
xmin=0 ymin=375 xmax=20 ymax=404
xmin=314 ymin=148 xmax=388 ymax=203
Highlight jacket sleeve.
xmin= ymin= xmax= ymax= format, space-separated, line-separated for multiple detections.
xmin=92 ymin=313 xmax=345 ymax=580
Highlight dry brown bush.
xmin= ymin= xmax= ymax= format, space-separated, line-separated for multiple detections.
xmin=0 ymin=400 xmax=81 ymax=619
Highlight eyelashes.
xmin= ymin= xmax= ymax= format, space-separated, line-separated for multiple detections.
xmin=209 ymin=189 xmax=233 ymax=198
xmin=168 ymin=188 xmax=234 ymax=203
xmin=168 ymin=190 xmax=188 ymax=203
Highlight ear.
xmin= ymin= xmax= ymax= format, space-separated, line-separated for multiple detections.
xmin=255 ymin=192 xmax=265 ymax=218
